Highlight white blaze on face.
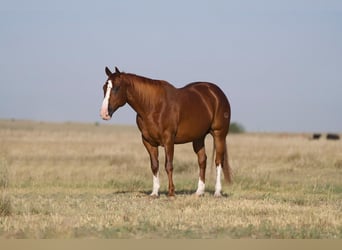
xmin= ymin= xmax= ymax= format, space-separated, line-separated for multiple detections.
xmin=100 ymin=80 xmax=113 ymax=120
xmin=214 ymin=164 xmax=222 ymax=197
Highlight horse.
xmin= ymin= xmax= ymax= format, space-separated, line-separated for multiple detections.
xmin=100 ymin=66 xmax=232 ymax=197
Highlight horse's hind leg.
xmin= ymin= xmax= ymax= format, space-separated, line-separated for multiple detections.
xmin=193 ymin=137 xmax=207 ymax=196
xmin=212 ymin=132 xmax=227 ymax=197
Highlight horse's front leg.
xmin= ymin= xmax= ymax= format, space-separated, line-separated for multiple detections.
xmin=164 ymin=139 xmax=175 ymax=197
xmin=142 ymin=138 xmax=160 ymax=197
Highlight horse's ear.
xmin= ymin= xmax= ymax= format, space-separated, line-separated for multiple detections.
xmin=105 ymin=67 xmax=112 ymax=77
xmin=115 ymin=67 xmax=121 ymax=74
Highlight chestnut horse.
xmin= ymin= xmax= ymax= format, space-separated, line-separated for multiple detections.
xmin=100 ymin=67 xmax=232 ymax=197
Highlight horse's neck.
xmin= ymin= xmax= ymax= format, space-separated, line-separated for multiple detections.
xmin=126 ymin=74 xmax=172 ymax=116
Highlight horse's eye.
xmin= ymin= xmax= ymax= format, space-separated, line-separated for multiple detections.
xmin=112 ymin=86 xmax=120 ymax=93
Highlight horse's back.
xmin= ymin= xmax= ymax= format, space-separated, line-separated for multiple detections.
xmin=179 ymin=82 xmax=230 ymax=114
xmin=173 ymin=82 xmax=230 ymax=143
xmin=181 ymin=81 xmax=228 ymax=99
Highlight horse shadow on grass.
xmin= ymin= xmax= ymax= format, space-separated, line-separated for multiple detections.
xmin=109 ymin=189 xmax=230 ymax=198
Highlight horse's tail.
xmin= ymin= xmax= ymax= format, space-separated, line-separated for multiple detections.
xmin=222 ymin=141 xmax=233 ymax=184
xmin=210 ymin=139 xmax=233 ymax=184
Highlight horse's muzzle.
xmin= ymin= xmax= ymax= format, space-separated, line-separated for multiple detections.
xmin=101 ymin=114 xmax=111 ymax=120
xmin=100 ymin=108 xmax=112 ymax=120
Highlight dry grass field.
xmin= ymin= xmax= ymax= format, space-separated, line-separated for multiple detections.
xmin=0 ymin=119 xmax=341 ymax=238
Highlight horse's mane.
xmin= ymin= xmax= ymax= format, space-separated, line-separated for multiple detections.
xmin=123 ymin=73 xmax=175 ymax=108
xmin=124 ymin=73 xmax=171 ymax=88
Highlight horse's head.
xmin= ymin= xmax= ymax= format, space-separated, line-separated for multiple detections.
xmin=100 ymin=66 xmax=128 ymax=120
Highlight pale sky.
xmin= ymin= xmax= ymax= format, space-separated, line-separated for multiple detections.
xmin=1 ymin=0 xmax=341 ymax=132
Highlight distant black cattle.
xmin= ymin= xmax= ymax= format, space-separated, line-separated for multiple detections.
xmin=312 ymin=133 xmax=321 ymax=140
xmin=326 ymin=134 xmax=340 ymax=140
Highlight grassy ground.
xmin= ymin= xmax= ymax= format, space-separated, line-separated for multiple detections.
xmin=0 ymin=119 xmax=341 ymax=238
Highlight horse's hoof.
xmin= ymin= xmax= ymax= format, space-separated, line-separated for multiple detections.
xmin=168 ymin=194 xmax=176 ymax=200
xmin=193 ymin=192 xmax=205 ymax=197
xmin=214 ymin=192 xmax=222 ymax=198
xmin=149 ymin=194 xmax=159 ymax=199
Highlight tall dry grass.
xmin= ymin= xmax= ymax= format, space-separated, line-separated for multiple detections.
xmin=0 ymin=119 xmax=341 ymax=238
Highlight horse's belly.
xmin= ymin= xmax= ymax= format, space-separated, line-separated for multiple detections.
xmin=174 ymin=117 xmax=211 ymax=144
xmin=174 ymin=135 xmax=205 ymax=144
xmin=175 ymin=99 xmax=213 ymax=143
